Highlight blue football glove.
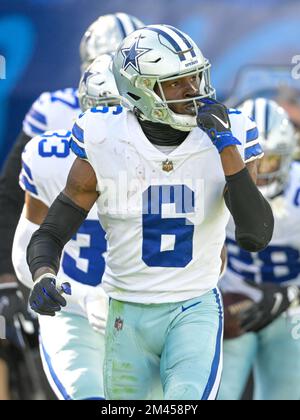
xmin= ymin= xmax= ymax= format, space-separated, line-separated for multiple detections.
xmin=197 ymin=98 xmax=241 ymax=153
xmin=29 ymin=275 xmax=71 ymax=317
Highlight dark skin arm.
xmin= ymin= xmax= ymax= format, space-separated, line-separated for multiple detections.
xmin=64 ymin=158 xmax=99 ymax=209
xmin=221 ymin=146 xmax=258 ymax=182
xmin=33 ymin=158 xmax=99 ymax=281
xmin=221 ymin=148 xmax=258 ymax=202
xmin=245 ymin=159 xmax=258 ymax=183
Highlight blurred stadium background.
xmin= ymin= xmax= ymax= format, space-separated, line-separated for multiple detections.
xmin=1 ymin=0 xmax=300 ymax=167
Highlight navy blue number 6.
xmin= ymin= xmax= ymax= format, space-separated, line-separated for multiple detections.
xmin=142 ymin=185 xmax=195 ymax=267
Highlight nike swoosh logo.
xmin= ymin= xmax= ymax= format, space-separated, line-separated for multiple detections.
xmin=211 ymin=114 xmax=230 ymax=129
xmin=182 ymin=301 xmax=202 ymax=312
xmin=271 ymin=293 xmax=283 ymax=316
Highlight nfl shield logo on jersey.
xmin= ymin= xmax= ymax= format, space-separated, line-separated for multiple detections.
xmin=162 ymin=159 xmax=174 ymax=172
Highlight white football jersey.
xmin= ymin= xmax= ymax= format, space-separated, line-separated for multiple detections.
xmin=20 ymin=130 xmax=107 ymax=288
xmin=22 ymin=88 xmax=80 ymax=138
xmin=70 ymin=106 xmax=262 ymax=304
xmin=222 ymin=161 xmax=300 ymax=291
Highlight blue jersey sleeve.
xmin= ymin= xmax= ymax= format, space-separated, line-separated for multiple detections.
xmin=20 ymin=130 xmax=72 ymax=206
xmin=70 ymin=113 xmax=88 ymax=160
xmin=22 ymin=92 xmax=50 ymax=137
xmin=20 ymin=138 xmax=42 ymax=199
xmin=23 ymin=88 xmax=81 ymax=138
xmin=244 ymin=116 xmax=264 ymax=162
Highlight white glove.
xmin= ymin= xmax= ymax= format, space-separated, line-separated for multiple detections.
xmin=81 ymin=286 xmax=109 ymax=334
xmin=55 ymin=278 xmax=109 ymax=333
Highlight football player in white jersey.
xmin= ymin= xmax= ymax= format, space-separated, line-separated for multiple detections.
xmin=219 ymin=98 xmax=300 ymax=400
xmin=22 ymin=13 xmax=145 ymax=140
xmin=0 ymin=12 xmax=144 ymax=294
xmin=0 ymin=12 xmax=144 ymax=399
xmin=27 ymin=25 xmax=274 ymax=400
xmin=12 ymin=55 xmax=121 ymax=400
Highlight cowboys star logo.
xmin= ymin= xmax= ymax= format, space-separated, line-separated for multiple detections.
xmin=82 ymin=70 xmax=94 ymax=85
xmin=121 ymin=36 xmax=151 ymax=74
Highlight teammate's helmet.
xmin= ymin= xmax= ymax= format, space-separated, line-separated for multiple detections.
xmin=239 ymin=98 xmax=297 ymax=198
xmin=113 ymin=25 xmax=215 ymax=131
xmin=78 ymin=54 xmax=120 ymax=112
xmin=80 ymin=13 xmax=145 ymax=72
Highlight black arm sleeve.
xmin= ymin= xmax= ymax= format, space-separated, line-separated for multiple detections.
xmin=27 ymin=192 xmax=88 ymax=278
xmin=224 ymin=167 xmax=274 ymax=252
xmin=0 ymin=130 xmax=32 ymax=276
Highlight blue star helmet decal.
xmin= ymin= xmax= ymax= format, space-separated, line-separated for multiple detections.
xmin=121 ymin=36 xmax=151 ymax=74
xmin=82 ymin=70 xmax=94 ymax=85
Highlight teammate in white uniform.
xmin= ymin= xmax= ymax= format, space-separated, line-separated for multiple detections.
xmin=219 ymin=98 xmax=300 ymax=400
xmin=26 ymin=26 xmax=274 ymax=400
xmin=12 ymin=56 xmax=120 ymax=400
xmin=15 ymin=130 xmax=108 ymax=400
xmin=0 ymin=12 xmax=144 ymax=399
xmin=22 ymin=13 xmax=144 ymax=140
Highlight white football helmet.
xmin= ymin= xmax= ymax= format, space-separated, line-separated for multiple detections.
xmin=78 ymin=54 xmax=120 ymax=112
xmin=113 ymin=25 xmax=215 ymax=131
xmin=80 ymin=13 xmax=145 ymax=72
xmin=238 ymin=98 xmax=297 ymax=198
